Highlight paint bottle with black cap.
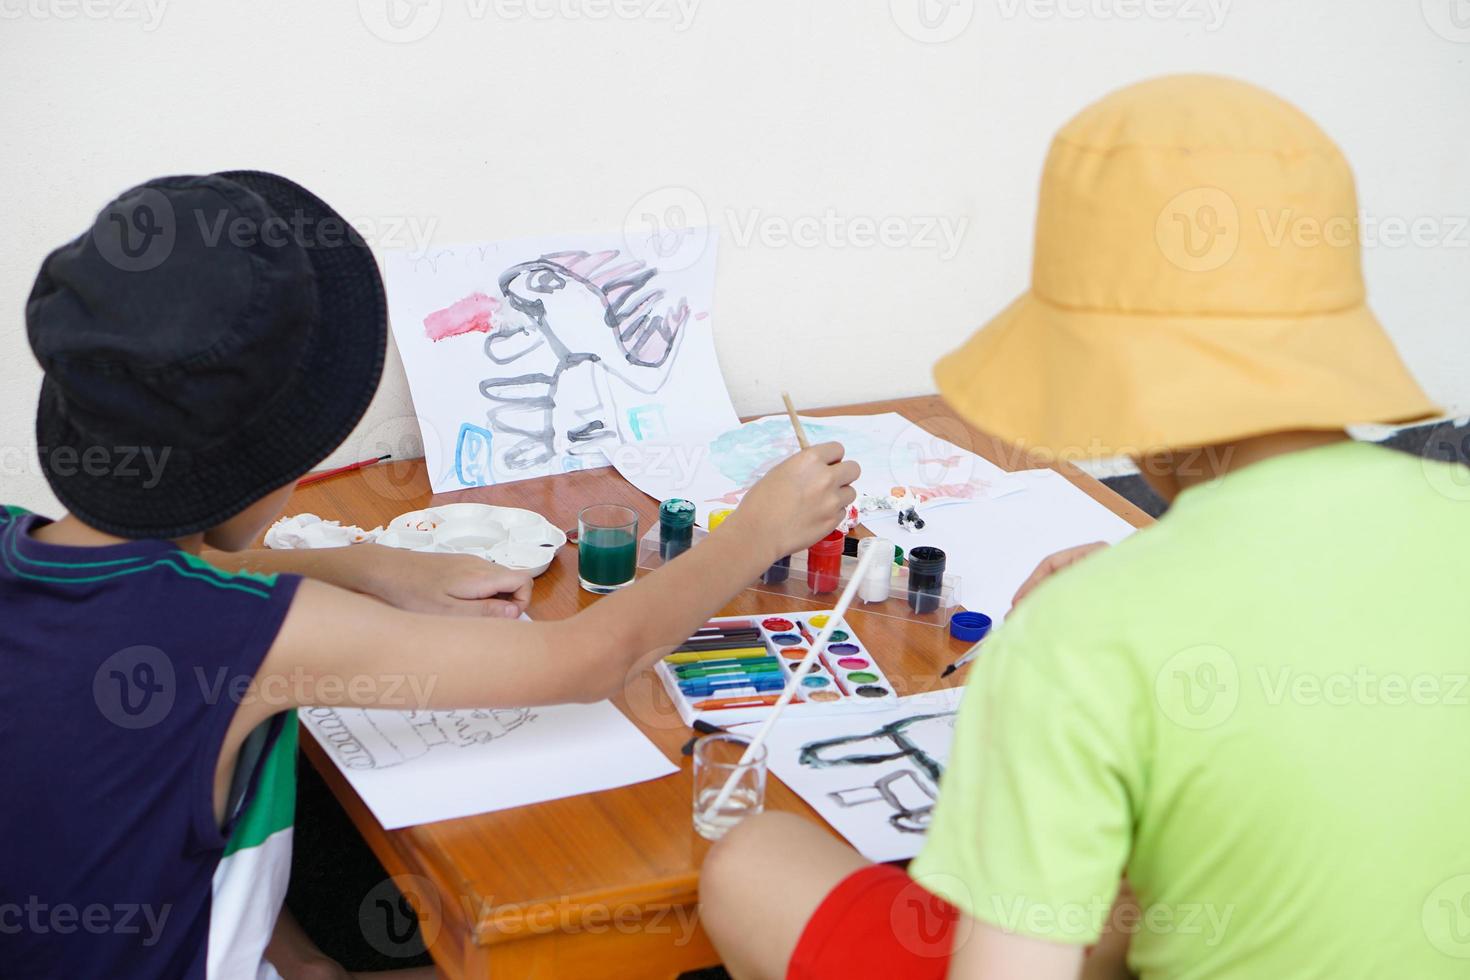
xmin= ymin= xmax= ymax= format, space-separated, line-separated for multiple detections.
xmin=906 ymin=546 xmax=947 ymax=614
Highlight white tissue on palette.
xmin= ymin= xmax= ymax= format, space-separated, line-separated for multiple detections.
xmin=267 ymin=504 xmax=566 ymax=576
xmin=264 ymin=513 xmax=382 ymax=549
xmin=377 ymin=503 xmax=567 ymax=575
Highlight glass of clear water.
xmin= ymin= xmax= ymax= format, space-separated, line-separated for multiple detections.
xmin=692 ymin=734 xmax=767 ymax=841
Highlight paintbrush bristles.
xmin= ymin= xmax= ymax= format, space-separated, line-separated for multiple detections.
xmin=781 ymin=392 xmax=810 ymax=450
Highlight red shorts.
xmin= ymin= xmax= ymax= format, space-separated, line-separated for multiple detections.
xmin=787 ymin=864 xmax=960 ymax=980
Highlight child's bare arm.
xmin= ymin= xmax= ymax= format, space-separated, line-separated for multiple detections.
xmin=209 ymin=544 xmax=534 ymax=617
xmin=232 ymin=443 xmax=860 ymax=732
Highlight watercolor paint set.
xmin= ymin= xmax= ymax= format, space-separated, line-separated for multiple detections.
xmin=655 ymin=613 xmax=900 ymax=727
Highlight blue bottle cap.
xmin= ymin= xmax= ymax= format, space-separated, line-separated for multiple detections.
xmin=949 ymin=611 xmax=992 ymax=643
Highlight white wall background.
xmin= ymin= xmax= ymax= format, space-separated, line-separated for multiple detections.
xmin=3 ymin=0 xmax=1467 ymax=515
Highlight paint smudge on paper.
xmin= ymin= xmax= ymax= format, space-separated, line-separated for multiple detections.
xmin=425 ymin=291 xmax=502 ymax=341
xmin=454 ymin=422 xmax=495 ymax=488
xmin=627 ymin=404 xmax=669 ymax=441
xmin=707 ymin=418 xmax=884 ymax=486
xmin=890 ymin=480 xmax=992 ymax=504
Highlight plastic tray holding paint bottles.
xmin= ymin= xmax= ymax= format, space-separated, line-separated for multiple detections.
xmin=655 ymin=613 xmax=902 ymax=728
xmin=636 ymin=526 xmax=962 ymax=626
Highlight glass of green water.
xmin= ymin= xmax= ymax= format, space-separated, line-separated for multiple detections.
xmin=577 ymin=504 xmax=639 ymax=594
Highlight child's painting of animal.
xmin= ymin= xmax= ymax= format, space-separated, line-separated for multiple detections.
xmin=385 ymin=229 xmax=739 ymax=491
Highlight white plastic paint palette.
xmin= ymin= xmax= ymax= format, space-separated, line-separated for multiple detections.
xmin=377 ymin=502 xmax=567 ymax=576
xmin=656 ymin=612 xmax=899 ymax=727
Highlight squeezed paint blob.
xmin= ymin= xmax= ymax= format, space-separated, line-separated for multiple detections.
xmin=837 ymin=657 xmax=869 ymax=670
xmin=855 ymin=685 xmax=889 ymax=698
xmin=846 ymin=671 xmax=879 ymax=684
xmin=762 ymin=617 xmax=795 ymax=632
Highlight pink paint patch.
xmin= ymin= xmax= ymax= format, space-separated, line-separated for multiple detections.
xmin=424 ymin=292 xmax=502 ymax=341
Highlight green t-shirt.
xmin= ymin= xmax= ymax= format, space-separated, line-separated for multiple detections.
xmin=912 ymin=441 xmax=1470 ymax=978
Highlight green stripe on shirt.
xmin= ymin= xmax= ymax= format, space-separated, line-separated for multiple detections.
xmin=223 ymin=714 xmax=298 ymax=857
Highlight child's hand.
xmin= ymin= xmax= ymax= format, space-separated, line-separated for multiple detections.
xmin=725 ymin=442 xmax=860 ymax=560
xmin=357 ymin=546 xmax=533 ymax=618
xmin=1011 ymin=541 xmax=1109 ymax=607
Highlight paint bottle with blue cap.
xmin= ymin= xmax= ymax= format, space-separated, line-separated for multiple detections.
xmin=659 ymin=498 xmax=696 ymax=561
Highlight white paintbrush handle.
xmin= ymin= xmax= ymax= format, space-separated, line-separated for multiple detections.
xmin=705 ymin=545 xmax=882 ymax=817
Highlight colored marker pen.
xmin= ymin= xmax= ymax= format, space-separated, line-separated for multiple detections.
xmin=693 ymin=695 xmax=781 ymax=711
xmin=673 ymin=655 xmax=782 ymax=669
xmin=667 ymin=652 xmax=776 ymax=667
xmin=679 ymin=679 xmax=786 ymax=697
xmin=675 ymin=663 xmax=783 ymax=680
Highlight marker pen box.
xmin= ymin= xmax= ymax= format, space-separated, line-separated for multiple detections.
xmin=655 ymin=613 xmax=899 ymax=727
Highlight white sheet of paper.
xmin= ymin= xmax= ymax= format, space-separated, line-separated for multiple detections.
xmin=764 ymin=688 xmax=965 ymax=862
xmin=300 ymin=699 xmax=677 ymax=829
xmin=383 ymin=228 xmax=738 ymax=492
xmin=863 ymin=468 xmax=1138 ymax=624
xmin=609 ymin=412 xmax=1014 ymax=527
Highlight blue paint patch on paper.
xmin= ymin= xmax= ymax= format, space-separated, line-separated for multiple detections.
xmin=454 ymin=423 xmax=496 ymax=487
xmin=709 ymin=419 xmax=882 ymax=485
xmin=627 ymin=405 xmax=669 ymax=441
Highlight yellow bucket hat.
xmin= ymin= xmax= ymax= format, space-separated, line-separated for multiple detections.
xmin=934 ymin=74 xmax=1438 ymax=459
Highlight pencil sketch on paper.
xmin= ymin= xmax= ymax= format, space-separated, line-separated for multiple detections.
xmin=304 ymin=706 xmax=537 ymax=771
xmin=424 ymin=250 xmax=691 ymax=476
xmin=798 ymin=711 xmax=958 ymax=834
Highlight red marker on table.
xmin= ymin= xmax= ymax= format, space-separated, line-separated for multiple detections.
xmin=297 ymin=454 xmax=391 ymax=488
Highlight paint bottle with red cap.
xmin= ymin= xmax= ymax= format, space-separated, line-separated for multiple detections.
xmin=806 ymin=530 xmax=845 ymax=595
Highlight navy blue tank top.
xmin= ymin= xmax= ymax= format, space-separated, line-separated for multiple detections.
xmin=0 ymin=507 xmax=302 ymax=978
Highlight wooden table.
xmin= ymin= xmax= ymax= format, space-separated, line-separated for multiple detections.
xmin=283 ymin=396 xmax=1153 ymax=979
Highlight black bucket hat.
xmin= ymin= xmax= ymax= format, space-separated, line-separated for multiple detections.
xmin=26 ymin=171 xmax=387 ymax=539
